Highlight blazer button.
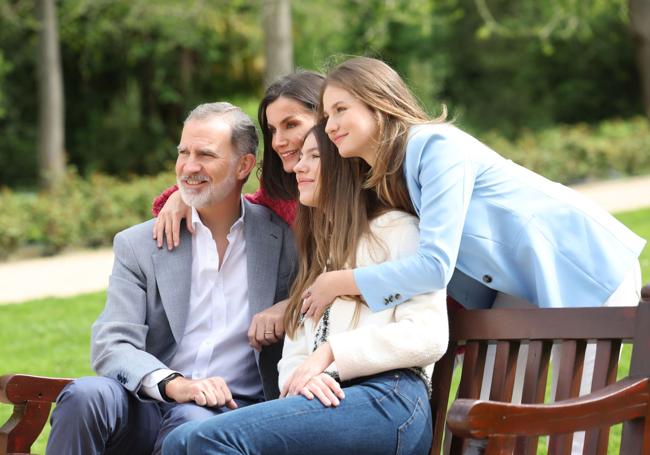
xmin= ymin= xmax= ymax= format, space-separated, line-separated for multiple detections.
xmin=395 ymin=293 xmax=401 ymax=300
xmin=482 ymin=274 xmax=492 ymax=284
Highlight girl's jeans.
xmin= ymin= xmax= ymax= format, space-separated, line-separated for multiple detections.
xmin=162 ymin=369 xmax=432 ymax=455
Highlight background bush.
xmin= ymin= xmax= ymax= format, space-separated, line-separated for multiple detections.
xmin=0 ymin=168 xmax=262 ymax=259
xmin=481 ymin=117 xmax=650 ymax=184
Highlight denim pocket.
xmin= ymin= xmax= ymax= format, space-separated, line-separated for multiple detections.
xmin=395 ymin=397 xmax=433 ymax=455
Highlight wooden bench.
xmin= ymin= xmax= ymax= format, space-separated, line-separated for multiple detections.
xmin=432 ymin=284 xmax=650 ymax=454
xmin=2 ymin=286 xmax=650 ymax=455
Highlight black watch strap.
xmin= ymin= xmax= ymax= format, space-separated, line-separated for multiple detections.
xmin=158 ymin=372 xmax=183 ymax=402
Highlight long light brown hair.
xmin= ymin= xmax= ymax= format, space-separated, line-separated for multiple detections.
xmin=319 ymin=56 xmax=446 ymax=213
xmin=284 ymin=122 xmax=385 ymax=338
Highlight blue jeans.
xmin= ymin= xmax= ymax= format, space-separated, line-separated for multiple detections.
xmin=162 ymin=369 xmax=432 ymax=455
xmin=46 ymin=376 xmax=256 ymax=455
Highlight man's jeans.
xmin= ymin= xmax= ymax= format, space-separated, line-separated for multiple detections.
xmin=163 ymin=369 xmax=432 ymax=455
xmin=46 ymin=376 xmax=253 ymax=455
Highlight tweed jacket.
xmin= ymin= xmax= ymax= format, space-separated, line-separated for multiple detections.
xmin=278 ymin=211 xmax=448 ymax=391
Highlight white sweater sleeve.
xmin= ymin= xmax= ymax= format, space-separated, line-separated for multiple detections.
xmin=328 ymin=212 xmax=449 ymax=381
xmin=277 ymin=323 xmax=311 ymax=392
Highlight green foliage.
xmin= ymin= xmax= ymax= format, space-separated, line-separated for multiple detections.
xmin=0 ymin=167 xmax=261 ymax=259
xmin=435 ymin=0 xmax=640 ymax=136
xmin=0 ymin=0 xmax=646 ymax=187
xmin=0 ymin=292 xmax=105 ymax=454
xmin=481 ymin=117 xmax=650 ymax=184
xmin=0 ymin=0 xmax=265 ymax=186
xmin=0 ymin=50 xmax=11 ymax=119
xmin=0 ymin=169 xmax=174 ymax=258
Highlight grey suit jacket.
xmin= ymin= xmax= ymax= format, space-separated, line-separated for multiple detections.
xmin=91 ymin=199 xmax=297 ymax=400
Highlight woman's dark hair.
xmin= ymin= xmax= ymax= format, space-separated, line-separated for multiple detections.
xmin=258 ymin=70 xmax=325 ymax=200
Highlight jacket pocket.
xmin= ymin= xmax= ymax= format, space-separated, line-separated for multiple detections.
xmin=395 ymin=397 xmax=432 ymax=455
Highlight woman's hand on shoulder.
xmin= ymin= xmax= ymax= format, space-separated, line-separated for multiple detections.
xmin=153 ymin=190 xmax=193 ymax=249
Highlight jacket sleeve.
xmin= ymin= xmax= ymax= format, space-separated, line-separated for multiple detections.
xmin=91 ymin=231 xmax=169 ymax=394
xmin=329 ymin=214 xmax=449 ymax=381
xmin=277 ymin=325 xmax=311 ymax=393
xmin=353 ymin=128 xmax=475 ymax=311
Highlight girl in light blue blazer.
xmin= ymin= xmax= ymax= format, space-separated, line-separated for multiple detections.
xmin=302 ymin=57 xmax=645 ymax=453
xmin=302 ymin=56 xmax=644 ymax=317
xmin=302 ymin=57 xmax=645 ymax=454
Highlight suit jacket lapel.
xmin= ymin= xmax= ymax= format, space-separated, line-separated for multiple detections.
xmin=152 ymin=227 xmax=192 ymax=343
xmin=244 ymin=200 xmax=283 ymax=318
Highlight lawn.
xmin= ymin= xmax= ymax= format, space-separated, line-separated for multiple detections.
xmin=0 ymin=208 xmax=648 ymax=454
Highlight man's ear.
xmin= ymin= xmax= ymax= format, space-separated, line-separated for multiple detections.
xmin=236 ymin=154 xmax=257 ymax=181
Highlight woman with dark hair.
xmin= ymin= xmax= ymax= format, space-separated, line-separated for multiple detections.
xmin=161 ymin=123 xmax=448 ymax=455
xmin=257 ymin=71 xmax=324 ymax=201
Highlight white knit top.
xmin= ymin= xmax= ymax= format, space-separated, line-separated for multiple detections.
xmin=278 ymin=210 xmax=449 ymax=391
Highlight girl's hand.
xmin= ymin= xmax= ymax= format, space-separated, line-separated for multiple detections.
xmin=299 ymin=373 xmax=345 ymax=407
xmin=153 ymin=191 xmax=193 ymax=250
xmin=280 ymin=343 xmax=337 ymax=398
xmin=301 ymin=270 xmax=359 ymax=321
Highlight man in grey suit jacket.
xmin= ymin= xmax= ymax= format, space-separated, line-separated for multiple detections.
xmin=46 ymin=102 xmax=297 ymax=455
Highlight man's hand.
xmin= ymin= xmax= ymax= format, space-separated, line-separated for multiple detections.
xmin=280 ymin=343 xmax=336 ymax=399
xmin=165 ymin=376 xmax=238 ymax=409
xmin=153 ymin=190 xmax=193 ymax=250
xmin=248 ymin=299 xmax=289 ymax=351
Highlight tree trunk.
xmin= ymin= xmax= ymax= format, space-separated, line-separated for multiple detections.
xmin=630 ymin=0 xmax=650 ymax=119
xmin=37 ymin=0 xmax=66 ymax=190
xmin=262 ymin=0 xmax=293 ymax=87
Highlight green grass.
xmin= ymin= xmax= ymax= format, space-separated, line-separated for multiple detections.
xmin=0 ymin=292 xmax=105 ymax=453
xmin=0 ymin=208 xmax=647 ymax=454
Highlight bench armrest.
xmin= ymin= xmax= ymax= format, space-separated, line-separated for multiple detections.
xmin=447 ymin=377 xmax=650 ymax=439
xmin=0 ymin=374 xmax=73 ymax=455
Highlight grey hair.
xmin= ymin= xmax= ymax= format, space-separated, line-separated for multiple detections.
xmin=185 ymin=102 xmax=258 ymax=157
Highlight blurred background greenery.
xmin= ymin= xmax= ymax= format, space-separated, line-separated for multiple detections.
xmin=0 ymin=0 xmax=649 ymax=258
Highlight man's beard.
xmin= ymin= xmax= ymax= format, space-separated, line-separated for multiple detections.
xmin=177 ymin=172 xmax=237 ymax=208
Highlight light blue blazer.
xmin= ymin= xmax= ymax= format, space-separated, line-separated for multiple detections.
xmin=354 ymin=124 xmax=646 ymax=310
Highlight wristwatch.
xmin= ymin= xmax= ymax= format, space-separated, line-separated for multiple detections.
xmin=158 ymin=372 xmax=183 ymax=402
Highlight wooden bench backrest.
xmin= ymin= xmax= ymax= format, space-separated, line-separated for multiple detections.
xmin=430 ymin=295 xmax=650 ymax=455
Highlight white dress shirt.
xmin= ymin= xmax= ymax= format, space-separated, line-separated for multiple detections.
xmin=141 ymin=200 xmax=263 ymax=401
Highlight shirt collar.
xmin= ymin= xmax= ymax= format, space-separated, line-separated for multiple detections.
xmin=190 ymin=195 xmax=246 ymax=235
